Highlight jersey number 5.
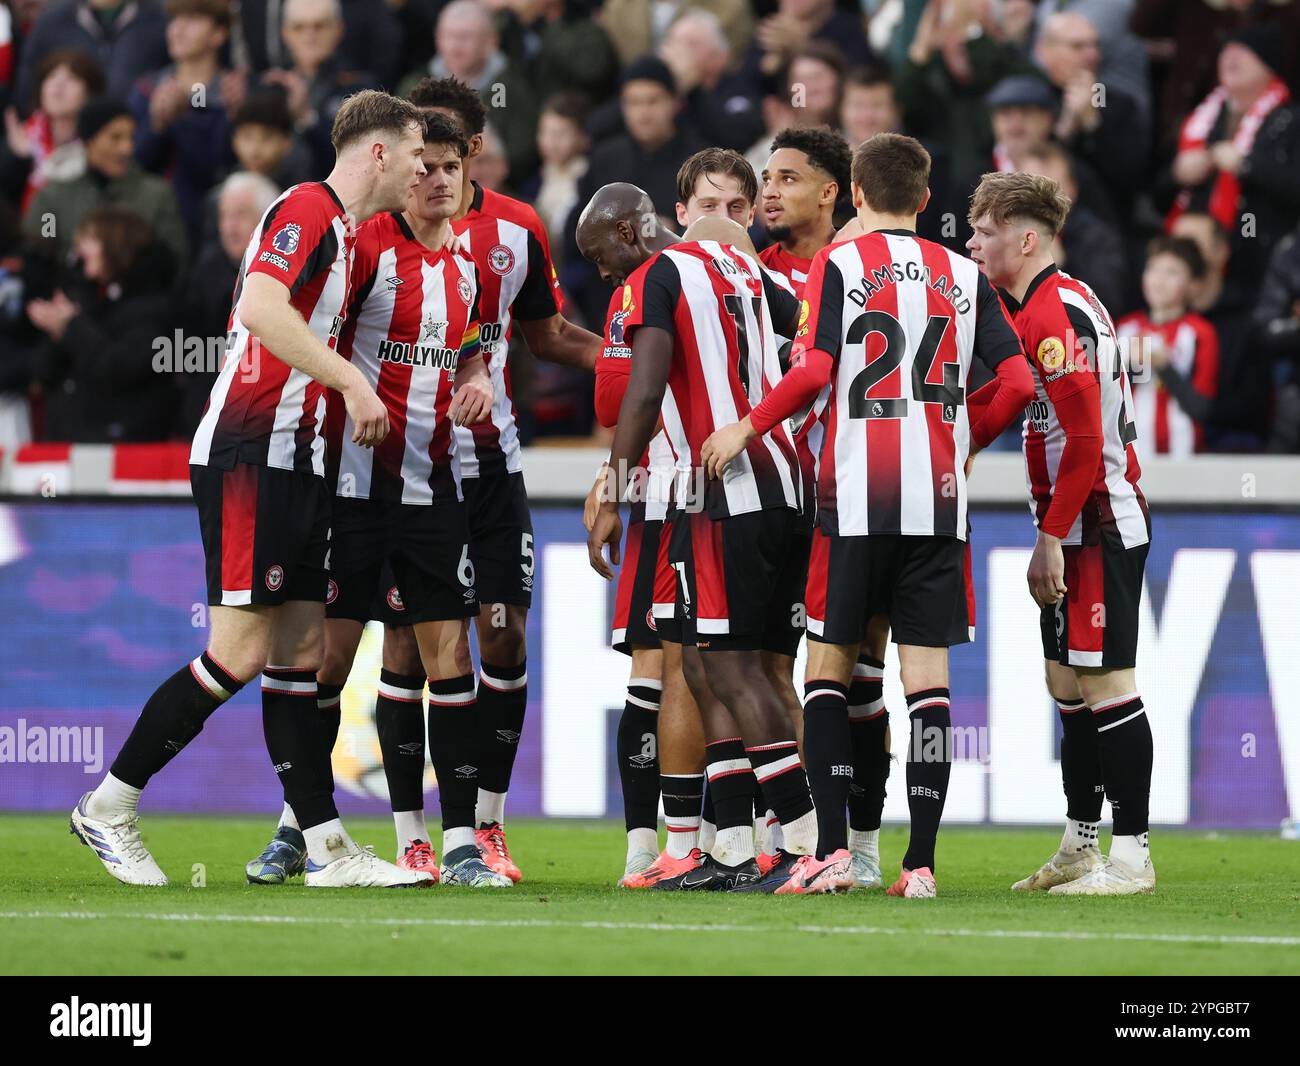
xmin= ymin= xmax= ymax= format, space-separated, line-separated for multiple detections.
xmin=846 ymin=311 xmax=964 ymax=422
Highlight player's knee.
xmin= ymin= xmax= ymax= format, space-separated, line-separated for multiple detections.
xmin=478 ymin=606 xmax=526 ymax=663
xmin=382 ymin=625 xmax=423 ymax=675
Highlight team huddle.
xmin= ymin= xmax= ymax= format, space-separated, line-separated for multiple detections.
xmin=67 ymin=78 xmax=1156 ymax=898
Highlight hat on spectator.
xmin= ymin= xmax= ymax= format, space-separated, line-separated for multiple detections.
xmin=986 ymin=75 xmax=1058 ymax=115
xmin=1224 ymin=24 xmax=1286 ymax=80
xmin=621 ymin=55 xmax=676 ymax=96
xmin=77 ymin=98 xmax=133 ymax=142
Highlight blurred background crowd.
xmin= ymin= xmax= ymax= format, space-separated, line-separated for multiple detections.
xmin=0 ymin=0 xmax=1297 ymax=455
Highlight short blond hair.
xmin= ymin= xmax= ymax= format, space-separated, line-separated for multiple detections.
xmin=330 ymin=90 xmax=425 ymax=153
xmin=968 ymin=171 xmax=1072 ymax=236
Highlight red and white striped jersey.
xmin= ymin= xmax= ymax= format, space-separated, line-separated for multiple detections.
xmin=449 ymin=181 xmax=564 ymax=478
xmin=191 ymin=182 xmax=352 ymax=476
xmin=799 ymin=229 xmax=1023 ymax=538
xmin=326 ymin=212 xmax=482 ymax=504
xmin=1116 ymin=310 xmax=1219 ymax=459
xmin=597 ymin=285 xmax=675 ymax=521
xmin=621 ymin=240 xmax=802 ymax=519
xmin=1006 ymin=265 xmax=1149 ymax=548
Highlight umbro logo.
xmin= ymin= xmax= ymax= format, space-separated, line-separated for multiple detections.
xmin=398 ymin=742 xmax=422 ymax=754
xmin=496 ymin=729 xmax=520 ymax=743
xmin=454 ymin=765 xmax=477 ymax=776
xmin=629 ymin=753 xmax=655 ymax=767
xmin=386 ymin=275 xmax=403 ymax=290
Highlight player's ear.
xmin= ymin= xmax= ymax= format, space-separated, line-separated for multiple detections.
xmin=467 ymin=133 xmax=484 ymax=160
xmin=851 ymin=182 xmax=863 ymax=210
xmin=917 ymin=186 xmax=932 ymax=214
xmin=675 ymin=202 xmax=689 ymax=228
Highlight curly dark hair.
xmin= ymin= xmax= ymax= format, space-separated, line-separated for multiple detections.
xmin=424 ymin=111 xmax=469 ymax=158
xmin=769 ymin=127 xmax=852 ymax=200
xmin=407 ymin=76 xmax=488 ymax=137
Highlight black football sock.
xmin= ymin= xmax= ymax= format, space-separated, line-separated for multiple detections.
xmin=747 ymin=739 xmax=816 ymax=854
xmin=109 ymin=653 xmax=245 ymax=787
xmin=705 ymin=738 xmax=757 ymax=863
xmin=660 ymin=773 xmax=704 ymax=857
xmin=317 ymin=682 xmax=343 ymax=757
xmin=426 ymin=674 xmax=478 ymax=831
xmin=901 ymin=689 xmax=952 ymax=873
xmin=1057 ymin=696 xmax=1104 ymax=823
xmin=701 ymin=779 xmax=715 ymax=826
xmin=375 ymin=669 xmax=426 ymax=814
xmin=617 ymin=677 xmax=661 ymax=832
xmin=803 ymin=679 xmax=853 ymax=858
xmin=262 ymin=668 xmax=337 ymax=830
xmin=1092 ymin=694 xmax=1152 ymax=836
xmin=847 ymin=655 xmax=889 ymax=832
xmin=475 ymin=659 xmax=528 ymax=802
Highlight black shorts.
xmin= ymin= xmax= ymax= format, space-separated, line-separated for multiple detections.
xmin=326 ymin=496 xmax=479 ymax=625
xmin=806 ymin=530 xmax=970 ymax=648
xmin=668 ymin=507 xmax=803 ymax=655
xmin=192 ymin=462 xmax=330 ymax=607
xmin=462 ymin=471 xmax=534 ymax=607
xmin=1040 ymin=528 xmax=1149 ymax=669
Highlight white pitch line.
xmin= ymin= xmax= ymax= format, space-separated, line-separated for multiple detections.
xmin=1 ymin=910 xmax=1297 ymax=947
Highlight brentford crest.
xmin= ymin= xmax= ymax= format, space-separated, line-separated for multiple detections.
xmin=487 ymin=243 xmax=514 ymax=275
xmin=265 ymin=565 xmax=284 ymax=591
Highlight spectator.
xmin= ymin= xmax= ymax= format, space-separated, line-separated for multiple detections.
xmin=228 ymin=91 xmax=311 ymax=189
xmin=657 ymin=9 xmax=763 ymax=151
xmin=518 ymin=91 xmax=589 ymax=259
xmin=1170 ymin=210 xmax=1263 ymax=450
xmin=744 ymin=43 xmax=844 ymax=176
xmin=15 ymin=0 xmax=168 ymax=110
xmin=1167 ymin=26 xmax=1299 ymax=289
xmin=178 ymin=169 xmax=277 ymax=437
xmin=260 ymin=0 xmax=378 ymax=178
xmin=128 ymin=0 xmax=235 ymax=243
xmin=498 ymin=0 xmax=618 ymax=106
xmin=1020 ymin=140 xmax=1128 ymax=315
xmin=1031 ymin=0 xmax=1152 ymax=123
xmin=232 ymin=0 xmax=404 ymax=86
xmin=472 ymin=120 xmax=510 ymax=192
xmin=1255 ymin=222 xmax=1300 ymax=452
xmin=1034 ymin=10 xmax=1149 ymax=216
xmin=23 ymin=97 xmax=187 ymax=267
xmin=401 ymin=0 xmax=537 ymax=183
xmin=750 ymin=0 xmax=870 ymax=80
xmin=1117 ymin=235 xmax=1220 ymax=458
xmin=26 ymin=204 xmax=176 ymax=442
xmin=600 ymin=0 xmax=753 ymax=68
xmin=896 ymin=0 xmax=1029 ymax=186
xmin=1 ymin=49 xmax=104 ymax=214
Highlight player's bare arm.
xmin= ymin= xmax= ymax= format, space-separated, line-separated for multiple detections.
xmin=681 ymin=215 xmax=756 ymax=256
xmin=448 ymin=353 xmax=493 ymax=425
xmin=518 ymin=314 xmax=603 ymax=372
xmin=240 ymin=272 xmax=389 ymax=447
xmin=587 ymin=325 xmax=673 ymax=581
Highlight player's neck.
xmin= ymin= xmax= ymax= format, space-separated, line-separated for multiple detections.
xmin=323 ymin=167 xmax=383 ymax=225
xmin=782 ymin=219 xmax=836 ymax=261
xmin=856 ymin=208 xmax=916 ymax=235
xmin=404 ymin=211 xmax=453 ymax=250
xmin=452 ymin=172 xmax=476 ymax=221
xmin=1005 ymin=254 xmax=1056 ymax=304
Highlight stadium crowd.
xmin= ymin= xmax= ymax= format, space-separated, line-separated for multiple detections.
xmin=0 ymin=0 xmax=1297 ymax=453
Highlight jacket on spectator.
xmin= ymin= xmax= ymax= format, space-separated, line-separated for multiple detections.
xmin=23 ymin=160 xmax=188 ymax=268
xmin=32 ymin=240 xmax=177 ymax=442
xmin=14 ymin=1 xmax=168 ymax=115
xmin=1254 ymin=224 xmax=1300 ymax=451
xmin=600 ymin=0 xmax=753 ymax=67
xmin=258 ymin=56 xmax=378 ymax=182
xmin=499 ymin=7 xmax=620 ymax=106
xmin=1060 ymin=206 xmax=1129 ymax=318
xmin=234 ymin=0 xmax=405 ymax=87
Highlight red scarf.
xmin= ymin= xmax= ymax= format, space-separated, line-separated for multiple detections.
xmin=1167 ymin=77 xmax=1290 ymax=231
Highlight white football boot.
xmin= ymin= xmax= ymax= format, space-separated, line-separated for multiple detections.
xmin=304 ymin=837 xmax=434 ymax=888
xmin=1012 ymin=848 xmax=1105 ymax=891
xmin=848 ymin=849 xmax=883 ymax=890
xmin=1049 ymin=852 xmax=1155 ymax=896
xmin=69 ymin=792 xmax=167 ymax=886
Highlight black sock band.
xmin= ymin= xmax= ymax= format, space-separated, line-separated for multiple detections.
xmin=375 ymin=670 xmax=426 ymax=814
xmin=618 ymin=678 xmax=661 ymax=831
xmin=475 ymin=659 xmax=527 ymax=794
xmin=427 ymin=673 xmax=478 ymax=830
xmin=317 ymin=681 xmax=343 ymax=758
xmin=109 ymin=654 xmax=245 ymax=787
xmin=902 ymin=688 xmax=951 ymax=873
xmin=701 ymin=780 xmax=715 ymax=825
xmin=803 ymin=679 xmax=852 ymax=857
xmin=705 ymin=738 xmax=755 ymax=831
xmin=1057 ymin=697 xmax=1104 ymax=822
xmin=847 ymin=655 xmax=889 ymax=831
xmin=747 ymin=739 xmax=814 ymax=827
xmin=661 ymin=773 xmax=703 ymax=839
xmin=1093 ymin=695 xmax=1152 ymax=835
xmin=262 ymin=667 xmax=337 ymax=830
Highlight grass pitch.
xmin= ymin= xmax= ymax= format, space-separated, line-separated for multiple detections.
xmin=2 ymin=814 xmax=1298 ymax=975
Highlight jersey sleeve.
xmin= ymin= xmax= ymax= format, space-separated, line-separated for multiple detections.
xmin=973 ymin=272 xmax=1026 ymax=369
xmin=760 ymin=263 xmax=800 ymax=337
xmin=620 ymin=254 xmax=680 ymax=341
xmin=246 ymin=185 xmax=341 ymax=295
xmin=1024 ymin=295 xmax=1099 ymax=407
xmin=511 ymin=220 xmax=565 ymax=321
xmin=459 ymin=257 xmax=483 ymax=363
xmin=796 ymin=247 xmax=846 ymax=360
xmin=594 ymin=289 xmax=632 ymax=428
